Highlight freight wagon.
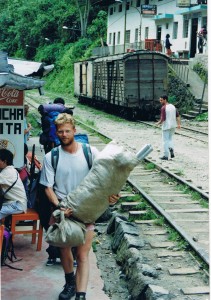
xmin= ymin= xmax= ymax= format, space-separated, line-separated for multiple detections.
xmin=74 ymin=51 xmax=169 ymax=120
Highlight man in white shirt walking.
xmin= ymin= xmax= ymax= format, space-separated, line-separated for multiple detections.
xmin=156 ymin=95 xmax=181 ymax=160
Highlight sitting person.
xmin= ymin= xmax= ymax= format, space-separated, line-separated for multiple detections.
xmin=0 ymin=149 xmax=27 ymax=221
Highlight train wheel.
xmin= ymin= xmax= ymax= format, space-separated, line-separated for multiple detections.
xmin=127 ymin=109 xmax=137 ymax=120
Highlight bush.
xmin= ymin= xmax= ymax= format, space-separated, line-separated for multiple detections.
xmin=195 ymin=112 xmax=208 ymax=121
xmin=193 ymin=63 xmax=208 ymax=83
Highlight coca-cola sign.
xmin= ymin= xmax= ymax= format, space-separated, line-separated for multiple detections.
xmin=0 ymin=88 xmax=23 ymax=106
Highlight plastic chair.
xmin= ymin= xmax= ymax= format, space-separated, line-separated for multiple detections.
xmin=11 ymin=209 xmax=43 ymax=251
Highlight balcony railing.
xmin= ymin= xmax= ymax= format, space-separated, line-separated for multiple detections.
xmin=169 ymin=57 xmax=189 ymax=84
xmin=92 ymin=40 xmax=165 ymax=57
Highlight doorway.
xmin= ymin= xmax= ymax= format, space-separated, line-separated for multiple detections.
xmin=156 ymin=25 xmax=162 ymax=41
xmin=112 ymin=32 xmax=116 ymax=55
xmin=190 ymin=18 xmax=198 ymax=58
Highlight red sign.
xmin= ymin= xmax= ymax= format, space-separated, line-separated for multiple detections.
xmin=0 ymin=88 xmax=24 ymax=106
xmin=0 ymin=87 xmax=24 ymax=168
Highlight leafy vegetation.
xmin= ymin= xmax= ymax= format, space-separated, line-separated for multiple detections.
xmin=168 ymin=69 xmax=196 ymax=114
xmin=195 ymin=112 xmax=208 ymax=121
xmin=121 ymin=195 xmax=142 ymax=202
xmin=193 ymin=62 xmax=208 ymax=83
xmin=144 ymin=162 xmax=156 ymax=170
xmin=27 ymin=112 xmax=41 ymax=137
xmin=0 ymin=0 xmax=107 ymax=95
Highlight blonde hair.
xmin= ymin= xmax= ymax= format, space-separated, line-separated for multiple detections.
xmin=55 ymin=113 xmax=75 ymax=128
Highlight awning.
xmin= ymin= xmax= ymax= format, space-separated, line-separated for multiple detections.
xmin=8 ymin=58 xmax=54 ymax=78
xmin=0 ymin=52 xmax=45 ymax=91
xmin=153 ymin=14 xmax=173 ymax=20
xmin=0 ymin=72 xmax=45 ymax=90
xmin=175 ymin=4 xmax=207 ymax=14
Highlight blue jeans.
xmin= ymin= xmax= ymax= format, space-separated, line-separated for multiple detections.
xmin=0 ymin=201 xmax=24 ymax=220
xmin=162 ymin=128 xmax=175 ymax=157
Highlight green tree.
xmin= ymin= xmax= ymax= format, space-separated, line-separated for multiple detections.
xmin=74 ymin=0 xmax=91 ymax=37
xmin=87 ymin=10 xmax=107 ymax=43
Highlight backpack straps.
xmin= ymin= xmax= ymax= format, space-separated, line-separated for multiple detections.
xmin=2 ymin=172 xmax=18 ymax=197
xmin=50 ymin=144 xmax=92 ymax=173
xmin=51 ymin=147 xmax=59 ymax=173
xmin=81 ymin=143 xmax=92 ymax=170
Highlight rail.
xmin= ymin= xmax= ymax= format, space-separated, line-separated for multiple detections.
xmin=26 ymin=95 xmax=209 ymax=274
xmin=169 ymin=56 xmax=189 ymax=84
xmin=92 ymin=40 xmax=165 ymax=57
xmin=76 ymin=118 xmax=209 ymax=266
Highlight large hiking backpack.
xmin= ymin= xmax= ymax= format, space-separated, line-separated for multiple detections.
xmin=1 ymin=227 xmax=23 ymax=271
xmin=38 ymin=104 xmax=73 ymax=147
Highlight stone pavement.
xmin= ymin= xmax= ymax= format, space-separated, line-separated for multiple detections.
xmin=1 ymin=235 xmax=109 ymax=300
xmin=1 ymin=137 xmax=110 ymax=300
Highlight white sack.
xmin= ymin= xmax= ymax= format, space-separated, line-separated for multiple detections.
xmin=45 ymin=210 xmax=86 ymax=247
xmin=62 ymin=141 xmax=152 ymax=223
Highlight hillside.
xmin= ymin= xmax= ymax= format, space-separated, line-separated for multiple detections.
xmin=0 ymin=0 xmax=107 ymax=95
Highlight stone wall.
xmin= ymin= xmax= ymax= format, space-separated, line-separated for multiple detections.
xmin=106 ymin=214 xmax=171 ymax=300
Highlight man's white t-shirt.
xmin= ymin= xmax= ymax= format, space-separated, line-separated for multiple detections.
xmin=162 ymin=103 xmax=177 ymax=131
xmin=0 ymin=166 xmax=27 ymax=211
xmin=40 ymin=145 xmax=99 ymax=199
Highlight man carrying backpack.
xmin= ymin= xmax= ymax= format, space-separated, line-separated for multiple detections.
xmin=38 ymin=98 xmax=73 ymax=154
xmin=39 ymin=113 xmax=119 ymax=300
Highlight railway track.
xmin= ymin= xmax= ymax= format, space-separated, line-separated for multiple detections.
xmin=26 ymin=94 xmax=209 ymax=299
xmin=77 ymin=122 xmax=210 ymax=299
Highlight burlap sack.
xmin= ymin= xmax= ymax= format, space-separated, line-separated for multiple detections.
xmin=45 ymin=210 xmax=86 ymax=248
xmin=61 ymin=141 xmax=140 ymax=223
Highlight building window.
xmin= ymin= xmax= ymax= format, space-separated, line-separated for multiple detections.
xmin=109 ymin=33 xmax=112 ymax=44
xmin=135 ymin=28 xmax=139 ymax=42
xmin=136 ymin=0 xmax=141 ymax=7
xmin=173 ymin=22 xmax=178 ymax=39
xmin=202 ymin=16 xmax=207 ymax=28
xmin=117 ymin=32 xmax=121 ymax=44
xmin=118 ymin=4 xmax=122 ymax=12
xmin=125 ymin=30 xmax=131 ymax=43
xmin=110 ymin=7 xmax=113 ymax=15
xmin=183 ymin=19 xmax=189 ymax=38
xmin=145 ymin=27 xmax=149 ymax=39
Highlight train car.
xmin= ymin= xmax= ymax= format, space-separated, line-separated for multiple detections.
xmin=74 ymin=51 xmax=169 ymax=120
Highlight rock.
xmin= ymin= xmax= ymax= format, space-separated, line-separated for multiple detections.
xmin=145 ymin=284 xmax=170 ymax=300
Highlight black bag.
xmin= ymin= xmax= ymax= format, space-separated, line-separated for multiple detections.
xmin=39 ymin=132 xmax=48 ymax=146
xmin=0 ymin=187 xmax=5 ymax=210
xmin=1 ymin=227 xmax=23 ymax=271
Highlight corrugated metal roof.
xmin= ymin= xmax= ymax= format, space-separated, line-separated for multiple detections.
xmin=8 ymin=58 xmax=54 ymax=77
xmin=8 ymin=58 xmax=44 ymax=76
xmin=0 ymin=52 xmax=51 ymax=91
